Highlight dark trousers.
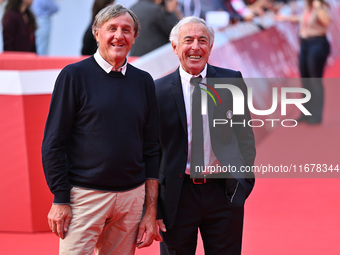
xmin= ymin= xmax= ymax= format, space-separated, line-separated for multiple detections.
xmin=299 ymin=36 xmax=330 ymax=123
xmin=160 ymin=179 xmax=244 ymax=255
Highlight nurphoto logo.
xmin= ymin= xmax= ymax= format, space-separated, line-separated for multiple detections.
xmin=196 ymin=78 xmax=312 ymax=128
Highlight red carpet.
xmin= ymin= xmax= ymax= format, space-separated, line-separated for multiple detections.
xmin=1 ymin=59 xmax=339 ymax=254
xmin=242 ymin=59 xmax=340 ymax=255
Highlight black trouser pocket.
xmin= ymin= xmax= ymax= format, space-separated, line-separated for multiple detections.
xmin=225 ymin=178 xmax=246 ymax=207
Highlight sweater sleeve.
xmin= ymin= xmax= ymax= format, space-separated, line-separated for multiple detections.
xmin=41 ymin=66 xmax=77 ymax=203
xmin=143 ymin=74 xmax=160 ymax=180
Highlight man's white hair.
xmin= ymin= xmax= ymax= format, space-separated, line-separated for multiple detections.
xmin=169 ymin=16 xmax=215 ymax=46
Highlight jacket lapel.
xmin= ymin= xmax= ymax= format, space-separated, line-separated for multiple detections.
xmin=171 ymin=69 xmax=187 ymax=134
xmin=206 ymin=64 xmax=217 ymax=125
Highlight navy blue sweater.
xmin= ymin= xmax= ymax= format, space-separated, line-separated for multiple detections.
xmin=42 ymin=57 xmax=160 ymax=203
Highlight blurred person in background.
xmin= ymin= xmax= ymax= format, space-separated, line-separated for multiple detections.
xmin=178 ymin=0 xmax=202 ymax=17
xmin=2 ymin=0 xmax=36 ymax=52
xmin=0 ymin=0 xmax=7 ymax=18
xmin=277 ymin=0 xmax=331 ymax=124
xmin=212 ymin=0 xmax=273 ymax=23
xmin=178 ymin=0 xmax=274 ymax=19
xmin=0 ymin=0 xmax=6 ymax=15
xmin=212 ymin=0 xmax=251 ymax=23
xmin=81 ymin=0 xmax=115 ymax=56
xmin=199 ymin=0 xmax=219 ymax=18
xmin=31 ymin=0 xmax=59 ymax=55
xmin=129 ymin=0 xmax=182 ymax=56
xmin=42 ymin=4 xmax=161 ymax=254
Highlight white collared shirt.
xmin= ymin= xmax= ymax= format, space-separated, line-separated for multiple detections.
xmin=94 ymin=50 xmax=127 ymax=75
xmin=179 ymin=65 xmax=221 ymax=175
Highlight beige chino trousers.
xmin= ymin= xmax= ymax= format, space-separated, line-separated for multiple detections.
xmin=59 ymin=184 xmax=145 ymax=255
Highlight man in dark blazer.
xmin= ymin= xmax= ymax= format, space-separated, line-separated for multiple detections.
xmin=155 ymin=16 xmax=256 ymax=255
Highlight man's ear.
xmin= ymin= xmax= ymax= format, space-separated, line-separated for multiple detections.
xmin=94 ymin=29 xmax=99 ymax=44
xmin=171 ymin=42 xmax=178 ymax=55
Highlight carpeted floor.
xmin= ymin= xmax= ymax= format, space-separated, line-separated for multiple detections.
xmin=1 ymin=58 xmax=339 ymax=255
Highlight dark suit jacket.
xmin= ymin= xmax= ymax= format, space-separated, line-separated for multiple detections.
xmin=155 ymin=64 xmax=256 ymax=229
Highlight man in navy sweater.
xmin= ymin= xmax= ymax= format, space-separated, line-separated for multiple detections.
xmin=41 ymin=4 xmax=161 ymax=254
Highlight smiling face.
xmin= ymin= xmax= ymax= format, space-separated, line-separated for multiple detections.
xmin=94 ymin=12 xmax=136 ymax=68
xmin=172 ymin=22 xmax=213 ymax=75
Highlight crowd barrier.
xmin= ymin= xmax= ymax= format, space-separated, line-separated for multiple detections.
xmin=0 ymin=14 xmax=339 ymax=232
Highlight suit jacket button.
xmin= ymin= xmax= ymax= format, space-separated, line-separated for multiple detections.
xmin=179 ymin=173 xmax=183 ymax=178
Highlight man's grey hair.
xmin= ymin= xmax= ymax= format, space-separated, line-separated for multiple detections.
xmin=92 ymin=4 xmax=140 ymax=38
xmin=169 ymin=16 xmax=215 ymax=46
